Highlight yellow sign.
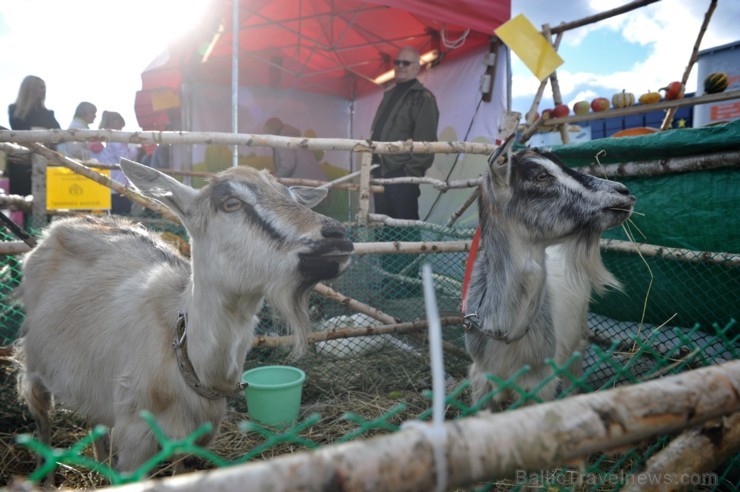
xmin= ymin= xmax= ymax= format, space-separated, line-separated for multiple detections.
xmin=495 ymin=14 xmax=564 ymax=81
xmin=47 ymin=167 xmax=111 ymax=210
xmin=151 ymin=89 xmax=181 ymax=111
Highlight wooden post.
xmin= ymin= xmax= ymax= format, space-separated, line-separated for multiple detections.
xmin=621 ymin=412 xmax=740 ymax=492
xmin=481 ymin=38 xmax=500 ymax=103
xmin=356 ymin=151 xmax=373 ymax=226
xmin=660 ymin=0 xmax=718 ymax=130
xmin=523 ymin=30 xmax=563 ymax=127
xmin=106 ymin=360 xmax=740 ymax=492
xmin=543 ymin=24 xmax=570 ymax=144
xmin=30 ymin=152 xmax=47 ymax=230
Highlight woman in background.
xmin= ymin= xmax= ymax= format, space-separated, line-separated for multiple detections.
xmin=7 ymin=75 xmax=61 ymax=196
xmin=93 ymin=111 xmax=138 ymax=215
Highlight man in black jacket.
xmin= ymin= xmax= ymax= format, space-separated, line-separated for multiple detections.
xmin=370 ymin=47 xmax=439 ymax=297
xmin=370 ymin=46 xmax=439 ymax=220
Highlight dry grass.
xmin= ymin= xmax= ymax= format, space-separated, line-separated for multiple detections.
xmin=1 ymin=337 xmax=734 ymax=490
xmin=0 ymin=343 xmax=467 ymax=489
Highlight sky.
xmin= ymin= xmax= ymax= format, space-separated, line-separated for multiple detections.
xmin=0 ymin=0 xmax=211 ymax=131
xmin=509 ymin=0 xmax=740 ymax=116
xmin=1 ymin=0 xmax=738 ymax=133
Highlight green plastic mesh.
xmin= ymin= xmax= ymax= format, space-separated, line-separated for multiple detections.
xmin=0 ymin=218 xmax=737 ymax=490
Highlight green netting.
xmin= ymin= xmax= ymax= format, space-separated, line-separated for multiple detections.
xmin=549 ymin=120 xmax=740 ymax=254
xmin=1 ymin=213 xmax=738 ymax=489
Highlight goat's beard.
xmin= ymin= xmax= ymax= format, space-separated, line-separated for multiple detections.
xmin=264 ymin=282 xmax=313 ymax=359
xmin=558 ymin=232 xmax=621 ymax=295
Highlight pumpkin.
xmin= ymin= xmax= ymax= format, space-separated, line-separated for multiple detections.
xmin=704 ymin=72 xmax=729 ymax=94
xmin=611 ymin=89 xmax=635 ymax=109
xmin=660 ymin=81 xmax=685 ymax=100
xmin=639 ymin=91 xmax=661 ymax=105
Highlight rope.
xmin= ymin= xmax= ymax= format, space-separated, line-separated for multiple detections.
xmin=441 ymin=25 xmax=470 ymax=49
xmin=461 ymin=226 xmax=481 ymax=313
xmin=401 ymin=264 xmax=449 ymax=492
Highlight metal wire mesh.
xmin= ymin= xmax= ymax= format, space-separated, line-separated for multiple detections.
xmin=0 ymin=219 xmax=737 ymax=490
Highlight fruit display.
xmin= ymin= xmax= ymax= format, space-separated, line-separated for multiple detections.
xmin=524 ymin=110 xmax=539 ymax=122
xmin=552 ymin=104 xmax=570 ymax=118
xmin=611 ymin=89 xmax=635 ymax=108
xmin=660 ymin=81 xmax=685 ymax=100
xmin=573 ymin=100 xmax=590 ymax=115
xmin=591 ymin=97 xmax=610 ymax=112
xmin=638 ymin=91 xmax=661 ymax=105
xmin=703 ymin=72 xmax=729 ymax=94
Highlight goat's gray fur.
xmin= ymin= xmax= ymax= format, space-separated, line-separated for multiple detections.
xmin=465 ymin=148 xmax=635 ymax=410
xmin=14 ymin=160 xmax=353 ymax=471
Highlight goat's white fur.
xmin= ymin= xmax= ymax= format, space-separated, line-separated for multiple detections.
xmin=465 ymin=148 xmax=635 ymax=410
xmin=15 ymin=160 xmax=353 ymax=471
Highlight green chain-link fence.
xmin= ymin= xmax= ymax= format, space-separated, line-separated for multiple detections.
xmin=0 ymin=216 xmax=737 ymax=490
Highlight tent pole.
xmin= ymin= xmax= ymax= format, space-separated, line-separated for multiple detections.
xmin=231 ymin=0 xmax=239 ymax=167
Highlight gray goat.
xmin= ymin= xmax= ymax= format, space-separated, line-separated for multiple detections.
xmin=464 ymin=143 xmax=635 ymax=410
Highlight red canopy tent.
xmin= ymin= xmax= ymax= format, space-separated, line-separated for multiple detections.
xmin=135 ymin=0 xmax=510 ymax=130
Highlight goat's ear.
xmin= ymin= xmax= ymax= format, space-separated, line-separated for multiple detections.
xmin=120 ymin=159 xmax=198 ymax=217
xmin=289 ymin=186 xmax=328 ymax=209
xmin=487 ymin=134 xmax=516 ymax=187
xmin=490 ymin=157 xmax=510 ymax=187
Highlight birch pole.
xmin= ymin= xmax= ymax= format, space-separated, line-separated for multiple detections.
xmin=543 ymin=24 xmax=570 ymax=144
xmin=312 ymin=282 xmax=398 ymax=324
xmin=621 ymin=412 xmax=740 ymax=492
xmin=1 ymin=129 xmax=496 ymax=155
xmin=660 ymin=0 xmax=718 ymax=130
xmin=356 ymin=152 xmax=373 ymax=225
xmin=25 ymin=144 xmax=179 ymax=222
xmin=521 ymin=30 xmax=562 ymax=132
xmin=104 ymin=360 xmax=740 ymax=492
xmin=251 ymin=316 xmax=463 ymax=349
xmin=30 ymin=152 xmax=47 ymax=230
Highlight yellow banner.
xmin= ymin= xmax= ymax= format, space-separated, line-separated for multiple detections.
xmin=47 ymin=167 xmax=111 ymax=210
xmin=495 ymin=14 xmax=564 ymax=81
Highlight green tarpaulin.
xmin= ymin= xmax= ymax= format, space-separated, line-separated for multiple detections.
xmin=549 ymin=119 xmax=740 ymax=166
xmin=544 ymin=120 xmax=739 ymax=331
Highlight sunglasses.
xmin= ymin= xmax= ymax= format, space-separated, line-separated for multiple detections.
xmin=393 ymin=60 xmax=414 ymax=67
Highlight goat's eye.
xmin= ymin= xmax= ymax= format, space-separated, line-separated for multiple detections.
xmin=221 ymin=197 xmax=243 ymax=213
xmin=535 ymin=172 xmax=551 ymax=182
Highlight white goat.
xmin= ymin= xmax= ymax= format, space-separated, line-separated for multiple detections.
xmin=464 ymin=143 xmax=635 ymax=410
xmin=15 ymin=159 xmax=353 ymax=471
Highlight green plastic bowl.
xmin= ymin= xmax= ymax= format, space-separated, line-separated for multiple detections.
xmin=241 ymin=366 xmax=306 ymax=428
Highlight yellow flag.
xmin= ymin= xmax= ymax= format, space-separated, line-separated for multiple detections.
xmin=495 ymin=14 xmax=564 ymax=81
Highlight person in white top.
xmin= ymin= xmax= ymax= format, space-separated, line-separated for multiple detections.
xmin=58 ymin=101 xmax=99 ymax=159
xmin=93 ymin=111 xmax=139 ymax=214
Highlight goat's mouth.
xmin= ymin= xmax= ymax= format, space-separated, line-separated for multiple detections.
xmin=603 ymin=196 xmax=636 ymax=215
xmin=604 ymin=205 xmax=633 ymax=215
xmin=298 ymin=238 xmax=354 ymax=281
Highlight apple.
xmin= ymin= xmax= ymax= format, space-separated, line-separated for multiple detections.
xmin=660 ymin=81 xmax=685 ymax=100
xmin=541 ymin=108 xmax=553 ymax=120
xmin=524 ymin=110 xmax=539 ymax=122
xmin=573 ymin=100 xmax=590 ymax=115
xmin=591 ymin=97 xmax=610 ymax=112
xmin=552 ymin=104 xmax=570 ymax=118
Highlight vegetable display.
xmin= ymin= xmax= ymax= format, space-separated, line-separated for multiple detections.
xmin=611 ymin=90 xmax=635 ymax=108
xmin=703 ymin=72 xmax=729 ymax=94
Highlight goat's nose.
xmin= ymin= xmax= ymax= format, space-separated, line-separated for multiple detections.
xmin=614 ymin=182 xmax=630 ymax=196
xmin=321 ymin=221 xmax=347 ymax=239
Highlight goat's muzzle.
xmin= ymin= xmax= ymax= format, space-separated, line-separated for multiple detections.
xmin=298 ymin=237 xmax=354 ymax=282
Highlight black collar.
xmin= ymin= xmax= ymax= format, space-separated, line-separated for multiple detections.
xmin=172 ymin=312 xmax=245 ymax=400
